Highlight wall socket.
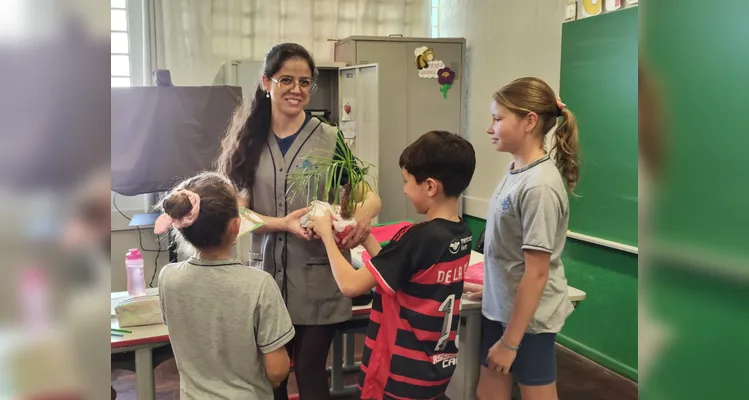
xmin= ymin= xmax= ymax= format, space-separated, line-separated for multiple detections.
xmin=605 ymin=0 xmax=622 ymax=11
xmin=565 ymin=1 xmax=578 ymax=21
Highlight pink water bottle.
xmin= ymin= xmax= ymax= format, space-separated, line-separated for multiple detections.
xmin=126 ymin=248 xmax=147 ymax=296
xmin=19 ymin=266 xmax=49 ymax=332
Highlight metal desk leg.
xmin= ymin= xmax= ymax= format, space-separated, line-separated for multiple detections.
xmin=341 ymin=333 xmax=362 ymax=373
xmin=330 ymin=330 xmax=344 ymax=392
xmin=344 ymin=333 xmax=355 ymax=368
xmin=134 ymin=348 xmax=155 ymax=400
xmin=463 ymin=310 xmax=482 ymax=400
xmin=325 ymin=328 xmax=362 ymax=398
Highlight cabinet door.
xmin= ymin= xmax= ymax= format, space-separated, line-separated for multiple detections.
xmin=355 ymin=41 xmax=411 ymax=224
xmin=339 ymin=64 xmax=380 ymax=225
xmin=406 ymin=41 xmax=464 ymax=222
xmin=407 ymin=41 xmax=463 ymax=138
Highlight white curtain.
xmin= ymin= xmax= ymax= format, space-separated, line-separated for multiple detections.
xmin=147 ymin=0 xmax=430 ymax=86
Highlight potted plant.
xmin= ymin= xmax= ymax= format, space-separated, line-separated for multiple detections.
xmin=287 ymin=133 xmax=376 ymax=243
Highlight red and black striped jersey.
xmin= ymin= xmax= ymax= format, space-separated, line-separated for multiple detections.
xmin=359 ymin=219 xmax=473 ymax=400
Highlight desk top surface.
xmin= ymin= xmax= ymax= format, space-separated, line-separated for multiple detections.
xmin=111 ymin=250 xmax=586 ymax=348
xmin=352 ymin=249 xmax=586 ymax=302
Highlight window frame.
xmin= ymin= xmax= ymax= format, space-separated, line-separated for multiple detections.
xmin=111 ymin=0 xmax=145 ymax=87
xmin=430 ymin=0 xmax=439 ymax=38
xmin=111 ymin=1 xmax=131 ymax=87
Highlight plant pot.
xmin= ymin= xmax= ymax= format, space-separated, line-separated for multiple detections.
xmin=332 ymin=218 xmax=356 ymax=244
xmin=300 ymin=200 xmax=357 ymax=244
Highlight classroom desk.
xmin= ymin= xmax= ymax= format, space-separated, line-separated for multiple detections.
xmin=111 ymin=288 xmax=165 ymax=400
xmin=110 ymin=288 xmax=372 ymax=400
xmin=111 ymin=250 xmax=586 ymax=400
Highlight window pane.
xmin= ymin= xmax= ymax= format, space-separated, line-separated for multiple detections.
xmin=111 ymin=0 xmax=127 ymax=8
xmin=431 ymin=27 xmax=439 ymax=38
xmin=431 ymin=0 xmax=439 ymax=7
xmin=112 ymin=32 xmax=130 ymax=54
xmin=111 ymin=32 xmax=129 ymax=54
xmin=111 ymin=55 xmax=130 ymax=76
xmin=112 ymin=77 xmax=131 ymax=87
xmin=111 ymin=9 xmax=127 ymax=31
xmin=431 ymin=10 xmax=438 ymax=27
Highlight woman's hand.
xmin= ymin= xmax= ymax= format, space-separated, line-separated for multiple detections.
xmin=309 ymin=210 xmax=334 ymax=240
xmin=283 ymin=208 xmax=313 ymax=240
xmin=305 ymin=227 xmax=320 ymax=240
xmin=339 ymin=210 xmax=373 ymax=249
xmin=486 ymin=338 xmax=518 ymax=375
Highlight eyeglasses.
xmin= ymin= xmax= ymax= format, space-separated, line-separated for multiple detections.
xmin=271 ymin=76 xmax=317 ymax=92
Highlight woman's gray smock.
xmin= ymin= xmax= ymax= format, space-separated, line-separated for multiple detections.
xmin=248 ymin=117 xmax=353 ymax=325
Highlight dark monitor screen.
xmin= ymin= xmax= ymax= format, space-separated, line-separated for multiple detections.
xmin=111 ymin=86 xmax=242 ymax=196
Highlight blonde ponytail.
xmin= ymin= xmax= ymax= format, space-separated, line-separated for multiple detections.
xmin=552 ymin=108 xmax=580 ymax=192
xmin=493 ymin=77 xmax=582 ymax=193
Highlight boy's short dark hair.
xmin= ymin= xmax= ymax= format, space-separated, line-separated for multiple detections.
xmin=399 ymin=131 xmax=476 ymax=198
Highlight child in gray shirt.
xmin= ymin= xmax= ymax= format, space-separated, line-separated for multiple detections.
xmin=155 ymin=172 xmax=294 ymax=399
xmin=478 ymin=77 xmax=579 ymax=399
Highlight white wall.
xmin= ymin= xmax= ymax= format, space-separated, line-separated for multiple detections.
xmin=438 ymin=0 xmax=566 ymax=219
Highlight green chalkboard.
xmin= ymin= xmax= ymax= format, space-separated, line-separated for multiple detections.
xmin=560 ymin=8 xmax=639 ymax=247
xmin=641 ymin=0 xmax=749 ymax=261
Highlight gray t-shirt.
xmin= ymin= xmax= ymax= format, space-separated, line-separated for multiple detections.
xmin=158 ymin=257 xmax=294 ymax=399
xmin=482 ymin=155 xmax=574 ymax=333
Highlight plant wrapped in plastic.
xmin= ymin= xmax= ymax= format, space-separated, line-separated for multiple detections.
xmin=287 ymin=133 xmax=376 ymax=244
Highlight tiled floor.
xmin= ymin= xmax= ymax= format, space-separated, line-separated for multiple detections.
xmin=111 ymin=335 xmax=637 ymax=399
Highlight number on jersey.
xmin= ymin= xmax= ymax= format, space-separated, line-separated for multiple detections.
xmin=435 ymin=294 xmax=459 ymax=351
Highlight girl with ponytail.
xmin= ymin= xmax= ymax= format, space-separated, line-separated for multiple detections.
xmin=475 ymin=77 xmax=579 ymax=400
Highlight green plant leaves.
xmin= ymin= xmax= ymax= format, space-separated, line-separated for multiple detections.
xmin=286 ymin=131 xmax=377 ymax=216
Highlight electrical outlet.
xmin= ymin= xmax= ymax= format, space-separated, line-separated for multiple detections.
xmin=565 ymin=2 xmax=578 ymax=21
xmin=605 ymin=0 xmax=621 ymax=11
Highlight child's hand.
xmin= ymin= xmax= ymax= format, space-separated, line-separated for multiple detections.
xmin=309 ymin=211 xmax=334 ymax=239
xmin=487 ymin=337 xmax=518 ymax=375
xmin=463 ymin=283 xmax=483 ymax=301
xmin=464 ymin=290 xmax=483 ymax=301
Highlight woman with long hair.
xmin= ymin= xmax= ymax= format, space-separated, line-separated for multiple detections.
xmin=217 ymin=43 xmax=381 ymax=400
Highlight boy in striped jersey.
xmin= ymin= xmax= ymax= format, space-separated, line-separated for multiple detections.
xmin=309 ymin=131 xmax=476 ymax=400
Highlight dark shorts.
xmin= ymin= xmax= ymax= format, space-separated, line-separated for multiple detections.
xmin=479 ymin=316 xmax=557 ymax=386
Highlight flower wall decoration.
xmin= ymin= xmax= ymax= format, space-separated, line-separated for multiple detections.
xmin=438 ymin=67 xmax=455 ymax=99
